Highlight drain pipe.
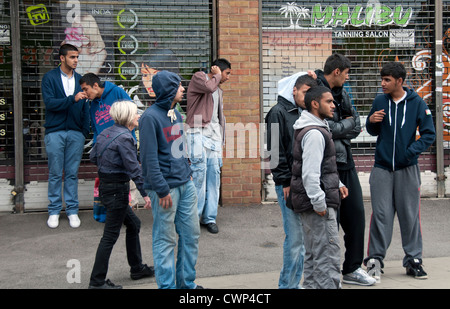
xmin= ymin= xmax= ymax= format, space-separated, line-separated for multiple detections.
xmin=11 ymin=0 xmax=25 ymax=212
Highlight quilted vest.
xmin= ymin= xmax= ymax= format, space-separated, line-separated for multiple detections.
xmin=289 ymin=126 xmax=341 ymax=213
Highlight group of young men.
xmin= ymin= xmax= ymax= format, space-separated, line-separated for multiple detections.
xmin=266 ymin=53 xmax=435 ymax=288
xmin=41 ymin=43 xmax=231 ymax=288
xmin=42 ymin=43 xmax=435 ymax=289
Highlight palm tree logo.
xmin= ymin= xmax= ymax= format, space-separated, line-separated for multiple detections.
xmin=279 ymin=2 xmax=310 ymax=29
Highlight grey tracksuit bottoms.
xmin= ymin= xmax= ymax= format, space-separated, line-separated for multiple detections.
xmin=366 ymin=165 xmax=423 ymax=267
xmin=300 ymin=207 xmax=341 ymax=289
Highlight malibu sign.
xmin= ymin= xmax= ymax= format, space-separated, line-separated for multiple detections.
xmin=311 ymin=4 xmax=413 ymax=28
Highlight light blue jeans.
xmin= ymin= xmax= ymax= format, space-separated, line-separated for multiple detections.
xmin=275 ymin=185 xmax=305 ymax=289
xmin=147 ymin=180 xmax=200 ymax=289
xmin=44 ymin=130 xmax=85 ymax=216
xmin=187 ymin=132 xmax=221 ymax=224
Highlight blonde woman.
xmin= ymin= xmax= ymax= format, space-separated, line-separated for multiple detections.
xmin=88 ymin=100 xmax=152 ymax=289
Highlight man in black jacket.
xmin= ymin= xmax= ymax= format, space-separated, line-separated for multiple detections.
xmin=265 ymin=72 xmax=317 ymax=289
xmin=315 ymin=53 xmax=375 ymax=286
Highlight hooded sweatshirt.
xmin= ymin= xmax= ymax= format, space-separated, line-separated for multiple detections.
xmin=139 ymin=71 xmax=191 ymax=198
xmin=277 ymin=72 xmax=307 ymax=107
xmin=291 ymin=111 xmax=341 ymax=213
xmin=366 ymin=87 xmax=435 ymax=171
xmin=90 ymin=81 xmax=132 ymax=143
xmin=265 ymin=72 xmax=307 ymax=187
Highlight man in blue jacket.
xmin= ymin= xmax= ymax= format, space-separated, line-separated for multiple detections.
xmin=364 ymin=61 xmax=435 ymax=281
xmin=139 ymin=70 xmax=201 ymax=289
xmin=79 ymin=73 xmax=133 ymax=143
xmin=41 ymin=44 xmax=90 ymax=229
xmin=80 ymin=73 xmax=140 ymax=209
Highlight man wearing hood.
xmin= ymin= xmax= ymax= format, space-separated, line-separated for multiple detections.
xmin=364 ymin=62 xmax=435 ymax=281
xmin=139 ymin=70 xmax=201 ymax=289
xmin=265 ymin=72 xmax=317 ymax=289
xmin=290 ymin=86 xmax=348 ymax=289
xmin=315 ymin=53 xmax=375 ymax=286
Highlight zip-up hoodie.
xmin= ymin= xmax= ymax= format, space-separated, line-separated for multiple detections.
xmin=291 ymin=111 xmax=341 ymax=213
xmin=366 ymin=87 xmax=435 ymax=171
xmin=90 ymin=81 xmax=131 ymax=143
xmin=139 ymin=71 xmax=192 ymax=198
xmin=265 ymin=72 xmax=306 ymax=187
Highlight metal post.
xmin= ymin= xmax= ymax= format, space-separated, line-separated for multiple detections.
xmin=11 ymin=0 xmax=25 ymax=212
xmin=258 ymin=0 xmax=266 ymax=202
xmin=435 ymin=0 xmax=446 ymax=197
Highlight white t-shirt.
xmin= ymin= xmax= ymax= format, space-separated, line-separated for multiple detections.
xmin=61 ymin=70 xmax=75 ymax=97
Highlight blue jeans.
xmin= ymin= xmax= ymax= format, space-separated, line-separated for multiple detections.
xmin=44 ymin=130 xmax=85 ymax=215
xmin=90 ymin=180 xmax=144 ymax=286
xmin=147 ymin=180 xmax=200 ymax=289
xmin=187 ymin=132 xmax=221 ymax=224
xmin=275 ymin=185 xmax=305 ymax=289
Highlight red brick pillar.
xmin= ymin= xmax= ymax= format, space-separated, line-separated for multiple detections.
xmin=217 ymin=0 xmax=262 ymax=205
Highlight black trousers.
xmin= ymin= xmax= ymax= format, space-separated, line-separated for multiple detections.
xmin=337 ymin=167 xmax=366 ymax=275
xmin=89 ymin=180 xmax=143 ymax=286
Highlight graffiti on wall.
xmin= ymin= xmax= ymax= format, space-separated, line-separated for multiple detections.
xmin=411 ymin=29 xmax=450 ymax=143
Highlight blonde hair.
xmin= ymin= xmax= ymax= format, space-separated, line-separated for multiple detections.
xmin=109 ymin=100 xmax=137 ymax=127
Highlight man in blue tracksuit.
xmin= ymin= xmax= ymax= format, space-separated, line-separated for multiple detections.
xmin=41 ymin=44 xmax=90 ymax=229
xmin=364 ymin=62 xmax=435 ymax=280
xmin=139 ymin=70 xmax=201 ymax=289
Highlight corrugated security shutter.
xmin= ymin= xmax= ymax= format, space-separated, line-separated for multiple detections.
xmin=262 ymin=0 xmax=448 ymax=176
xmin=0 ymin=0 xmax=213 ymax=184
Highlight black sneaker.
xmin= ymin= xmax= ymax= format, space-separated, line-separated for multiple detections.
xmin=201 ymin=222 xmax=219 ymax=234
xmin=130 ymin=264 xmax=155 ymax=280
xmin=89 ymin=279 xmax=122 ymax=289
xmin=406 ymin=259 xmax=428 ymax=279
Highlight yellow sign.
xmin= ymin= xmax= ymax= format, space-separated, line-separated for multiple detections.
xmin=26 ymin=4 xmax=50 ymax=26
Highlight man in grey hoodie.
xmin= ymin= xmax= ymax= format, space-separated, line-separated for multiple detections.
xmin=290 ymin=86 xmax=348 ymax=289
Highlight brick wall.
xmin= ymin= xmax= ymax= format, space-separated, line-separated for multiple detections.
xmin=218 ymin=1 xmax=262 ymax=205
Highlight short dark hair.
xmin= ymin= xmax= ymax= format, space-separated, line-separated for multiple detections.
xmin=212 ymin=58 xmax=231 ymax=71
xmin=79 ymin=72 xmax=103 ymax=88
xmin=304 ymin=86 xmax=332 ymax=112
xmin=294 ymin=74 xmax=318 ymax=89
xmin=323 ymin=53 xmax=351 ymax=75
xmin=59 ymin=44 xmax=78 ymax=57
xmin=380 ymin=61 xmax=407 ymax=82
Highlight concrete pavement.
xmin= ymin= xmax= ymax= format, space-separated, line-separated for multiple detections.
xmin=0 ymin=198 xmax=449 ymax=289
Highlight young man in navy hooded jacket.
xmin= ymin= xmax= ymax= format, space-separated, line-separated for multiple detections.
xmin=364 ymin=61 xmax=435 ymax=281
xmin=139 ymin=70 xmax=201 ymax=289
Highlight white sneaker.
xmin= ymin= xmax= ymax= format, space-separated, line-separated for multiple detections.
xmin=343 ymin=267 xmax=377 ymax=286
xmin=47 ymin=214 xmax=60 ymax=229
xmin=68 ymin=214 xmax=81 ymax=228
